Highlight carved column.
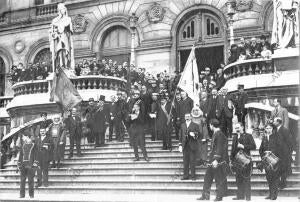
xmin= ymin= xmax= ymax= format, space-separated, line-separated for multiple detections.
xmin=129 ymin=13 xmax=138 ymax=66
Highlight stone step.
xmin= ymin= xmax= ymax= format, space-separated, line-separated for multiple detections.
xmin=2 ymin=178 xmax=300 ymax=188
xmin=1 ymin=166 xmax=300 ymax=175
xmin=1 ymin=172 xmax=299 ymax=181
xmin=0 ymin=186 xmax=299 ymax=196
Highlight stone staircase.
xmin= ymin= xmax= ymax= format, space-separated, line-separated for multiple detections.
xmin=0 ymin=133 xmax=299 ymax=199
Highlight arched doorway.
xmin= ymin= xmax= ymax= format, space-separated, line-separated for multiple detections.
xmin=176 ymin=9 xmax=226 ymax=74
xmin=100 ymin=25 xmax=132 ymax=64
xmin=0 ymin=57 xmax=5 ymax=96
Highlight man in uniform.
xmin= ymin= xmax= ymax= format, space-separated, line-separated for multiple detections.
xmin=127 ymin=89 xmax=149 ymax=161
xmin=198 ymin=119 xmax=228 ymax=201
xmin=18 ymin=131 xmax=39 ymax=198
xmin=64 ymin=108 xmax=82 ymax=158
xmin=35 ymin=128 xmax=53 ymax=188
xmin=206 ymin=89 xmax=218 ymax=137
xmin=112 ymin=92 xmax=126 ymax=142
xmin=173 ymin=92 xmax=182 ymax=140
xmin=270 ymin=99 xmax=289 ymax=129
xmin=94 ymin=95 xmax=109 ymax=147
xmin=230 ymin=123 xmax=256 ymax=201
xmin=149 ymin=92 xmax=159 ymax=141
xmin=179 ymin=113 xmax=201 ymax=181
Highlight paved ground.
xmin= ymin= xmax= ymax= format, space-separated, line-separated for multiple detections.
xmin=0 ymin=194 xmax=299 ymax=202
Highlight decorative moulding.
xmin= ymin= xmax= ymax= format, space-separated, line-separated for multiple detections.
xmin=14 ymin=40 xmax=25 ymax=54
xmin=72 ymin=14 xmax=89 ymax=34
xmin=235 ymin=0 xmax=253 ymax=12
xmin=146 ymin=3 xmax=165 ymax=24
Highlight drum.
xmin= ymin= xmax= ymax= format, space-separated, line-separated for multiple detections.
xmin=233 ymin=150 xmax=252 ymax=170
xmin=262 ymin=151 xmax=279 ymax=171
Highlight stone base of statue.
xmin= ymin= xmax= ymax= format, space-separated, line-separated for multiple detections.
xmin=273 ymin=47 xmax=299 ymax=59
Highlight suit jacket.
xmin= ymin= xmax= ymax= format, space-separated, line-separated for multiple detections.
xmin=156 ymin=102 xmax=174 ymax=131
xmin=259 ymin=133 xmax=280 ymax=159
xmin=276 ymin=126 xmax=293 ymax=164
xmin=36 ymin=135 xmax=53 ymax=167
xmin=64 ymin=116 xmax=82 ymax=138
xmin=270 ymin=106 xmax=289 ymax=129
xmin=178 ymin=97 xmax=193 ymax=122
xmin=209 ymin=130 xmax=228 ymax=162
xmin=127 ymin=98 xmax=145 ymax=126
xmin=230 ymin=133 xmax=256 ymax=161
xmin=216 ymin=95 xmax=233 ymax=118
xmin=94 ymin=106 xmax=109 ymax=133
xmin=206 ymin=95 xmax=218 ymax=119
xmin=18 ymin=141 xmax=38 ymax=169
xmin=234 ymin=92 xmax=248 ymax=115
xmin=179 ymin=121 xmax=201 ymax=151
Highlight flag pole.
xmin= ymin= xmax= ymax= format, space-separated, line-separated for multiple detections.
xmin=166 ymin=44 xmax=196 ymax=125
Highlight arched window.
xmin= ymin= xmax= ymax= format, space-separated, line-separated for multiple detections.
xmin=0 ymin=57 xmax=5 ymax=96
xmin=204 ymin=14 xmax=220 ymax=38
xmin=33 ymin=48 xmax=51 ymax=65
xmin=182 ymin=19 xmax=195 ymax=40
xmin=101 ymin=26 xmax=132 ymax=63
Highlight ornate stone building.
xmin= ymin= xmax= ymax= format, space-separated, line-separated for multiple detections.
xmin=0 ymin=0 xmax=298 ymax=134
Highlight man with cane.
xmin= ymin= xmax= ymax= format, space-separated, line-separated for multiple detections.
xmin=198 ymin=119 xmax=228 ymax=201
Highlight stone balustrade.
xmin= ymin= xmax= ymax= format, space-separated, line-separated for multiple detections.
xmin=12 ymin=80 xmax=49 ymax=96
xmin=12 ymin=76 xmax=127 ymax=97
xmin=71 ymin=75 xmax=127 ymax=91
xmin=223 ymin=58 xmax=273 ymax=81
xmin=36 ymin=4 xmax=57 ymax=16
xmin=0 ymin=96 xmax=13 ymax=108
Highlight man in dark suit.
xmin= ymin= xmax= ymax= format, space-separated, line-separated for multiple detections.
xmin=234 ymin=84 xmax=248 ymax=127
xmin=206 ymin=89 xmax=218 ymax=137
xmin=18 ymin=132 xmax=39 ymax=198
xmin=179 ymin=113 xmax=201 ymax=180
xmin=64 ymin=108 xmax=82 ymax=158
xmin=259 ymin=123 xmax=281 ymax=200
xmin=94 ymin=95 xmax=109 ymax=147
xmin=113 ymin=91 xmax=126 ymax=142
xmin=108 ymin=95 xmax=116 ymax=142
xmin=84 ymin=98 xmax=97 ymax=143
xmin=127 ymin=90 xmax=149 ymax=161
xmin=35 ymin=128 xmax=53 ymax=188
xmin=149 ymin=92 xmax=159 ymax=141
xmin=230 ymin=123 xmax=256 ymax=201
xmin=173 ymin=92 xmax=182 ymax=140
xmin=216 ymin=88 xmax=234 ymax=137
xmin=157 ymin=94 xmax=174 ymax=150
xmin=179 ymin=91 xmax=193 ymax=124
xmin=198 ymin=119 xmax=228 ymax=201
xmin=270 ymin=98 xmax=289 ymax=129
xmin=273 ymin=117 xmax=293 ymax=189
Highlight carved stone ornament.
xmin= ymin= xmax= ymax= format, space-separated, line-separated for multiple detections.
xmin=146 ymin=3 xmax=165 ymax=23
xmin=235 ymin=0 xmax=253 ymax=12
xmin=14 ymin=40 xmax=25 ymax=54
xmin=72 ymin=14 xmax=88 ymax=34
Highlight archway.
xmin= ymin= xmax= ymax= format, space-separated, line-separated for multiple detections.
xmin=33 ymin=48 xmax=51 ymax=65
xmin=170 ymin=5 xmax=228 ymax=74
xmin=100 ymin=25 xmax=132 ymax=64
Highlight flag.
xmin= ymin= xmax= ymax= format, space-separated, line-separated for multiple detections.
xmin=50 ymin=67 xmax=82 ymax=111
xmin=177 ymin=46 xmax=200 ymax=106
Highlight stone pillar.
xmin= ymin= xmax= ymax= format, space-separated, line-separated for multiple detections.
xmin=229 ymin=18 xmax=234 ymax=46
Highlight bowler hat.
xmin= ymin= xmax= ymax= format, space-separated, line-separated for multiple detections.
xmin=99 ymin=95 xmax=105 ymax=101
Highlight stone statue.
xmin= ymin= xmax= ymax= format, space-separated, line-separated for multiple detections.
xmin=49 ymin=3 xmax=75 ymax=72
xmin=271 ymin=0 xmax=299 ymax=49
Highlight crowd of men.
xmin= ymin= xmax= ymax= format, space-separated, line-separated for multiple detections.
xmin=4 ymin=49 xmax=297 ymax=201
xmin=228 ymin=35 xmax=273 ymax=64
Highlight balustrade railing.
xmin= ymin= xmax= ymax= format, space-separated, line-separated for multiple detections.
xmin=71 ymin=76 xmax=126 ymax=91
xmin=36 ymin=4 xmax=57 ymax=16
xmin=12 ymin=80 xmax=49 ymax=96
xmin=0 ymin=96 xmax=13 ymax=108
xmin=224 ymin=58 xmax=273 ymax=81
xmin=12 ymin=76 xmax=127 ymax=97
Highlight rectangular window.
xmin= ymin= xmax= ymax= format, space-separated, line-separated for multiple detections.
xmin=35 ymin=0 xmax=44 ymax=5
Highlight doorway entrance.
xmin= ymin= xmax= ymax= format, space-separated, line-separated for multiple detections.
xmin=179 ymin=46 xmax=224 ymax=74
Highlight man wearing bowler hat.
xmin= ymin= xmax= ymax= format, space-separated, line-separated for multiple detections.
xmin=234 ymin=84 xmax=248 ymax=127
